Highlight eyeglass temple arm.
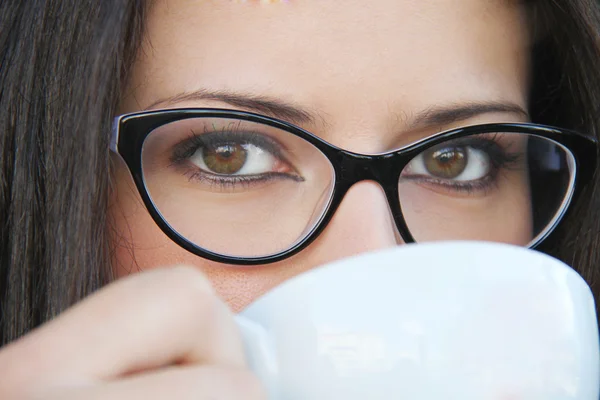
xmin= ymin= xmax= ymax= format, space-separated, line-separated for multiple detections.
xmin=110 ymin=117 xmax=121 ymax=153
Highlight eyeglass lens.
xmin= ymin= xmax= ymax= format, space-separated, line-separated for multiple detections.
xmin=140 ymin=117 xmax=575 ymax=258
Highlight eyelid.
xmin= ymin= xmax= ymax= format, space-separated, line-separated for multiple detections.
xmin=169 ymin=128 xmax=303 ymax=178
xmin=194 ymin=129 xmax=287 ymax=160
xmin=170 ymin=129 xmax=286 ymax=162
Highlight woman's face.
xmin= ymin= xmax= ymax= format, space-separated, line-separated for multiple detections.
xmin=112 ymin=0 xmax=531 ymax=311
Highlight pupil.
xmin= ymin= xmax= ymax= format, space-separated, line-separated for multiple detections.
xmin=216 ymin=145 xmax=235 ymax=160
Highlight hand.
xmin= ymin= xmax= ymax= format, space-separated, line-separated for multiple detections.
xmin=0 ymin=266 xmax=265 ymax=400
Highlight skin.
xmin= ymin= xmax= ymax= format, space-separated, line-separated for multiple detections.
xmin=0 ymin=1 xmax=534 ymax=398
xmin=113 ymin=0 xmax=532 ymax=311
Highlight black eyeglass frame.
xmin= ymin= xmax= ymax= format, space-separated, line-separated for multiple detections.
xmin=111 ymin=108 xmax=598 ymax=265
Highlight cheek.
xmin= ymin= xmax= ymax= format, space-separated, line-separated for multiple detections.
xmin=109 ymin=160 xmax=310 ymax=312
xmin=399 ymin=175 xmax=533 ymax=245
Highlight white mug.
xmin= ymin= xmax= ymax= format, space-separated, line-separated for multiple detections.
xmin=235 ymin=241 xmax=600 ymax=400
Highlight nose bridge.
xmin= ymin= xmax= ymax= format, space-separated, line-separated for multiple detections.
xmin=301 ymin=178 xmax=401 ymax=266
xmin=337 ymin=152 xmax=398 ymax=203
xmin=338 ymin=151 xmax=395 ymax=189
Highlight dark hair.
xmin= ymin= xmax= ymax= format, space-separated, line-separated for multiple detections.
xmin=0 ymin=0 xmax=146 ymax=344
xmin=0 ymin=0 xmax=599 ymax=345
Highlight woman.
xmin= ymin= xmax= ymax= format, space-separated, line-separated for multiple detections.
xmin=0 ymin=0 xmax=599 ymax=398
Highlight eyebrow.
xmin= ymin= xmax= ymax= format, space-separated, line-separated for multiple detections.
xmin=145 ymin=89 xmax=528 ymax=130
xmin=408 ymin=102 xmax=529 ymax=130
xmin=145 ymin=89 xmax=319 ymax=127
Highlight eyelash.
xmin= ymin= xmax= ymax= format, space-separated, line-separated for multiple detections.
xmin=170 ymin=128 xmax=286 ymax=161
xmin=181 ymin=170 xmax=292 ymax=190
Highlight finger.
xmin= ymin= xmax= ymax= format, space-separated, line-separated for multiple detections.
xmin=0 ymin=266 xmax=246 ymax=388
xmin=38 ymin=366 xmax=265 ymax=400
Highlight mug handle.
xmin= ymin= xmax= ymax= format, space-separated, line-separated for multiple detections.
xmin=234 ymin=315 xmax=280 ymax=398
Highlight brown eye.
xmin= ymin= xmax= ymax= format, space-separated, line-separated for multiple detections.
xmin=203 ymin=143 xmax=247 ymax=174
xmin=423 ymin=146 xmax=468 ymax=179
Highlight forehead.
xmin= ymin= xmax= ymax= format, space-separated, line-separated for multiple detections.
xmin=126 ymin=0 xmax=530 ymax=139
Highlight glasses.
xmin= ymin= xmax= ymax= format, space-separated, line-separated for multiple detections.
xmin=110 ymin=108 xmax=597 ymax=265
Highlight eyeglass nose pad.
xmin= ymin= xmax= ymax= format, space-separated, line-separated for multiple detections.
xmin=303 ymin=184 xmax=335 ymax=235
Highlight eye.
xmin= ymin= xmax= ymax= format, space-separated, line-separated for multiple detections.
xmin=190 ymin=141 xmax=278 ymax=176
xmin=168 ymin=129 xmax=303 ymax=188
xmin=408 ymin=144 xmax=491 ymax=181
xmin=400 ymin=134 xmax=526 ymax=196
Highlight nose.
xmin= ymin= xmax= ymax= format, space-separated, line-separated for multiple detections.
xmin=297 ymin=180 xmax=401 ymax=267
